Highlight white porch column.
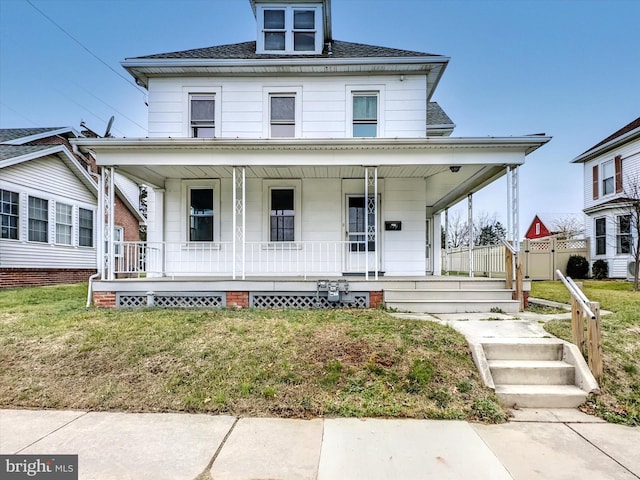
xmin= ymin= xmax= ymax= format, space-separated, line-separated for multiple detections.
xmin=510 ymin=166 xmax=520 ymax=251
xmin=97 ymin=167 xmax=105 ymax=280
xmin=468 ymin=193 xmax=474 ymax=277
xmin=146 ymin=187 xmax=165 ymax=277
xmin=106 ymin=167 xmax=115 ymax=281
xmin=365 ymin=167 xmax=379 ymax=280
xmin=232 ymin=167 xmax=246 ymax=280
xmin=444 ymin=208 xmax=450 ymax=275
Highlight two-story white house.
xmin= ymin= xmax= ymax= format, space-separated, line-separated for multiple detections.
xmin=572 ymin=116 xmax=640 ymax=279
xmin=75 ymin=0 xmax=549 ymax=310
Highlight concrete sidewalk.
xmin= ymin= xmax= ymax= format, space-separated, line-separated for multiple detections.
xmin=1 ymin=408 xmax=638 ymax=480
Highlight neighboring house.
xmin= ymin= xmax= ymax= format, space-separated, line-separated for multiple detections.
xmin=572 ymin=116 xmax=640 ymax=278
xmin=0 ymin=127 xmax=144 ymax=288
xmin=524 ymin=213 xmax=586 ymax=240
xmin=75 ymin=0 xmax=549 ymax=309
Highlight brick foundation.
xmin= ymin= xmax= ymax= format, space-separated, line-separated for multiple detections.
xmin=369 ymin=290 xmax=384 ymax=308
xmin=226 ymin=291 xmax=249 ymax=308
xmin=0 ymin=268 xmax=96 ymax=288
xmin=93 ymin=292 xmax=116 ymax=308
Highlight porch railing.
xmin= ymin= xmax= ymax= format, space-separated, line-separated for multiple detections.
xmin=556 ymin=269 xmax=603 ymax=380
xmin=112 ymin=240 xmax=376 ymax=278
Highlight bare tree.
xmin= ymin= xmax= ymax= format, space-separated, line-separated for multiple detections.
xmin=442 ymin=211 xmax=506 ymax=248
xmin=623 ymin=175 xmax=640 ymax=291
xmin=549 ymin=215 xmax=585 ymax=239
xmin=442 ymin=210 xmax=469 ymax=248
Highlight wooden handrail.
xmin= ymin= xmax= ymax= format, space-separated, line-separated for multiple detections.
xmin=555 ymin=269 xmax=602 ymax=380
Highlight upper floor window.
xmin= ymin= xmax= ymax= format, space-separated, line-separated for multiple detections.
xmin=28 ymin=196 xmax=48 ymax=243
xmin=79 ymin=208 xmax=94 ymax=247
xmin=270 ymin=94 xmax=295 ymax=137
xmin=595 ymin=217 xmax=606 ymax=256
xmin=0 ymin=189 xmax=19 ymax=240
xmin=352 ymin=93 xmax=378 ymax=137
xmin=602 ymin=160 xmax=614 ymax=196
xmin=617 ymin=214 xmax=631 ymax=254
xmin=190 ymin=94 xmax=215 ymax=138
xmin=55 ymin=202 xmax=73 ymax=245
xmin=257 ymin=5 xmax=323 ymax=54
xmin=189 ymin=188 xmax=214 ymax=242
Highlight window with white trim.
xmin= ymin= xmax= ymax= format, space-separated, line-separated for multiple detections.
xmin=270 ymin=94 xmax=295 ymax=137
xmin=0 ymin=189 xmax=19 ymax=240
xmin=270 ymin=188 xmax=295 ymax=242
xmin=602 ymin=160 xmax=614 ymax=196
xmin=79 ymin=208 xmax=94 ymax=247
xmin=189 ymin=188 xmax=214 ymax=241
xmin=28 ymin=196 xmax=48 ymax=243
xmin=257 ymin=5 xmax=323 ymax=54
xmin=595 ymin=217 xmax=606 ymax=256
xmin=352 ymin=93 xmax=378 ymax=137
xmin=55 ymin=202 xmax=73 ymax=245
xmin=190 ymin=94 xmax=215 ymax=138
xmin=617 ymin=215 xmax=631 ymax=254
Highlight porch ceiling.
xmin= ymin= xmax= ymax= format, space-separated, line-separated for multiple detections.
xmin=114 ymin=163 xmax=503 ymax=214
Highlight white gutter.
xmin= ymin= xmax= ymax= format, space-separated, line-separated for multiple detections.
xmin=122 ymin=55 xmax=449 ymax=69
xmin=73 ymin=135 xmax=551 ymax=152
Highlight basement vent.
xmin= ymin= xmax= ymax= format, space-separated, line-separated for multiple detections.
xmin=251 ymin=292 xmax=368 ymax=309
xmin=116 ymin=292 xmax=224 ymax=309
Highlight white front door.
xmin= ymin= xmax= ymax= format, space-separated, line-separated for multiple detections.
xmin=345 ymin=195 xmax=378 ymax=274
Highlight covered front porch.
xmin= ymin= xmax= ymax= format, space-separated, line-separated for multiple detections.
xmin=75 ymin=136 xmax=549 ymax=309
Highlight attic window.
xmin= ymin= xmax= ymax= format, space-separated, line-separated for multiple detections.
xmin=257 ymin=5 xmax=323 ymax=54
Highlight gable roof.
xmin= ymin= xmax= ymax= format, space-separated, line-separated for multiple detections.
xmin=0 ymin=127 xmax=75 ymax=145
xmin=572 ymin=116 xmax=640 ymax=163
xmin=129 ymin=39 xmax=443 ymax=61
xmin=123 ymin=39 xmax=449 ymax=101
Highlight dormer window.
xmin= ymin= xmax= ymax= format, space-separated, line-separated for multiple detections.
xmin=257 ymin=5 xmax=323 ymax=54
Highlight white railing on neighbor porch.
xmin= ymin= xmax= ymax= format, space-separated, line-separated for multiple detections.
xmin=113 ymin=241 xmax=375 ymax=278
xmin=443 ymin=244 xmax=506 ymax=278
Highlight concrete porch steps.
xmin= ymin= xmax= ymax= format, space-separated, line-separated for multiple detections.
xmin=384 ymin=283 xmax=518 ymax=314
xmin=483 ymin=342 xmax=589 ymax=408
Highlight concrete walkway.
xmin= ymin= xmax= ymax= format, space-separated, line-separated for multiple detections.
xmin=1 ymin=408 xmax=638 ymax=479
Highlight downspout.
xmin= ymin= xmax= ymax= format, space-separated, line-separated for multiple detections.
xmin=72 ymin=144 xmax=102 ymax=308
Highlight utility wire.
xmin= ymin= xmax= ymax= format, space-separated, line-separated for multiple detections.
xmin=24 ymin=0 xmax=146 ymax=96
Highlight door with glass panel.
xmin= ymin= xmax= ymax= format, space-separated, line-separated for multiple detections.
xmin=345 ymin=195 xmax=379 ymax=273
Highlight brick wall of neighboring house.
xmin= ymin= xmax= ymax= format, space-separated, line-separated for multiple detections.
xmin=115 ymin=195 xmax=141 ymax=242
xmin=0 ymin=268 xmax=96 ymax=288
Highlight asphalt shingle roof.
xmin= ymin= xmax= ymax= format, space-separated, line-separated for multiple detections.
xmin=427 ymin=102 xmax=454 ymax=127
xmin=129 ymin=40 xmax=443 ymax=61
xmin=0 ymin=127 xmax=65 ymax=144
xmin=580 ymin=116 xmax=640 ymax=156
xmin=0 ymin=144 xmax=56 ymax=162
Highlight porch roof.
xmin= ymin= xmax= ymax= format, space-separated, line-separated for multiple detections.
xmin=74 ymin=135 xmax=549 ymax=213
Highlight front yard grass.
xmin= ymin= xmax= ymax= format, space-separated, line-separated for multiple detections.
xmin=0 ymin=284 xmax=506 ymax=422
xmin=532 ymin=280 xmax=640 ymax=426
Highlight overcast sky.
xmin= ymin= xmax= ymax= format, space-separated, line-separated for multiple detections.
xmin=1 ymin=0 xmax=639 ymax=234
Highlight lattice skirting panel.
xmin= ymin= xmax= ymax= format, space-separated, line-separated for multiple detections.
xmin=251 ymin=292 xmax=369 ymax=309
xmin=117 ymin=292 xmax=225 ymax=309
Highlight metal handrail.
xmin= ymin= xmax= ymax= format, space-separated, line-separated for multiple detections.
xmin=499 ymin=237 xmax=517 ymax=255
xmin=556 ymin=269 xmax=596 ymax=319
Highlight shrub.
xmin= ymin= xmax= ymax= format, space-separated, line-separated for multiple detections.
xmin=592 ymin=259 xmax=609 ymax=280
xmin=566 ymin=255 xmax=589 ymax=279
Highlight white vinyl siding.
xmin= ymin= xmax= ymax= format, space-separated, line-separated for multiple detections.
xmin=0 ymin=156 xmax=96 ymax=269
xmin=147 ymin=75 xmax=426 ymax=139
